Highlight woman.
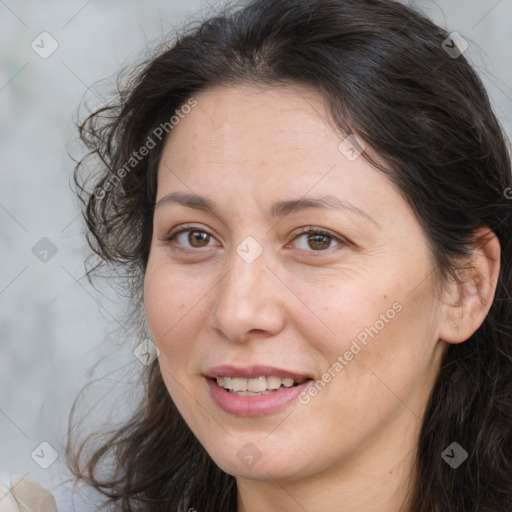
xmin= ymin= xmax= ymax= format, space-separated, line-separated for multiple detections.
xmin=4 ymin=0 xmax=511 ymax=510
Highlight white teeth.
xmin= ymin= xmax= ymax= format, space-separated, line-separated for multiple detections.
xmin=281 ymin=377 xmax=295 ymax=388
xmin=266 ymin=376 xmax=282 ymax=390
xmin=231 ymin=378 xmax=248 ymax=392
xmin=247 ymin=376 xmax=267 ymax=392
xmin=215 ymin=375 xmax=306 ymax=393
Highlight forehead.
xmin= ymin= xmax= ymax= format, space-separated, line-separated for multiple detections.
xmin=156 ymin=84 xmax=408 ymax=228
xmin=159 ymin=84 xmax=352 ymax=185
xmin=166 ymin=84 xmax=336 ymax=164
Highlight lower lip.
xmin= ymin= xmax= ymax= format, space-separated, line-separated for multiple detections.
xmin=206 ymin=378 xmax=312 ymax=417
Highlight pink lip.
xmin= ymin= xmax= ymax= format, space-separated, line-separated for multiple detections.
xmin=207 ymin=378 xmax=312 ymax=416
xmin=204 ymin=365 xmax=313 ymax=417
xmin=205 ymin=365 xmax=312 ymax=381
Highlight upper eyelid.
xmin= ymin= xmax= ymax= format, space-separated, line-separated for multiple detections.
xmin=162 ymin=224 xmax=345 ymax=249
xmin=164 ymin=224 xmax=220 ymax=242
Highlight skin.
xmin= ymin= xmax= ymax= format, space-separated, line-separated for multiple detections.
xmin=143 ymin=83 xmax=500 ymax=512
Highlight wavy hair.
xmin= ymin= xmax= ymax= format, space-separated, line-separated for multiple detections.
xmin=67 ymin=0 xmax=512 ymax=510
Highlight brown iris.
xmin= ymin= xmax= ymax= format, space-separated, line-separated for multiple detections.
xmin=188 ymin=230 xmax=210 ymax=248
xmin=307 ymin=233 xmax=331 ymax=250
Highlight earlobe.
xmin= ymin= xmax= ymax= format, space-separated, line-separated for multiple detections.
xmin=438 ymin=227 xmax=501 ymax=344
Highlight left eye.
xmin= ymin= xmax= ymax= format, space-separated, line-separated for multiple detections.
xmin=290 ymin=227 xmax=343 ymax=252
xmin=163 ymin=226 xmax=344 ymax=252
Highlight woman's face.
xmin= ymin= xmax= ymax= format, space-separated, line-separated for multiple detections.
xmin=144 ymin=84 xmax=447 ymax=482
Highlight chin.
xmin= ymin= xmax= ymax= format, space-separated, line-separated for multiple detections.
xmin=203 ymin=436 xmax=309 ymax=481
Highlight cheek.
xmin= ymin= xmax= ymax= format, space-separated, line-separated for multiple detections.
xmin=144 ymin=265 xmax=197 ymax=411
xmin=326 ymin=287 xmax=439 ymax=419
xmin=144 ymin=267 xmax=172 ymax=339
xmin=290 ymin=268 xmax=406 ymax=359
xmin=143 ymin=261 xmax=194 ymax=365
xmin=300 ymin=267 xmax=436 ymax=394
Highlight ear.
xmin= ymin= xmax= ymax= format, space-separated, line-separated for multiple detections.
xmin=438 ymin=226 xmax=501 ymax=344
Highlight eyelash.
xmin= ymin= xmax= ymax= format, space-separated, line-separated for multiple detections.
xmin=160 ymin=224 xmax=346 ymax=255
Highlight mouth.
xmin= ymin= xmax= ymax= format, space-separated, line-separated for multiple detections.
xmin=204 ymin=365 xmax=314 ymax=416
xmin=213 ymin=375 xmax=309 ymax=396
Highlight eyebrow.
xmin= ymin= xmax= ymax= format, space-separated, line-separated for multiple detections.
xmin=154 ymin=191 xmax=379 ymax=228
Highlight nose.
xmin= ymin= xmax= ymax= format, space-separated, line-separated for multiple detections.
xmin=208 ymin=241 xmax=286 ymax=343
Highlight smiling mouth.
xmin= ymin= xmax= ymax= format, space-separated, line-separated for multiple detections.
xmin=214 ymin=375 xmax=310 ymax=396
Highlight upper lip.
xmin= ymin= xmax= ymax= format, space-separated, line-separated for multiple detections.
xmin=205 ymin=365 xmax=313 ymax=381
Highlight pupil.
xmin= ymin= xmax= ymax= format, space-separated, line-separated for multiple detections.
xmin=190 ymin=231 xmax=209 ymax=247
xmin=309 ymin=233 xmax=329 ymax=250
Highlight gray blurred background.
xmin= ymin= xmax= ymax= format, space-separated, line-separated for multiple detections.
xmin=1 ymin=0 xmax=511 ymax=505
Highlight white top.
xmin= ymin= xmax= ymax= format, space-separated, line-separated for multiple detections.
xmin=1 ymin=472 xmax=190 ymax=511
xmin=0 ymin=473 xmax=57 ymax=512
xmin=0 ymin=472 xmax=101 ymax=512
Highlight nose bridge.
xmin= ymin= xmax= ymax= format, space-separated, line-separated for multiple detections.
xmin=209 ymin=236 xmax=285 ymax=341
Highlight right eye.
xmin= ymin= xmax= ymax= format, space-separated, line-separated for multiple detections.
xmin=162 ymin=225 xmax=221 ymax=251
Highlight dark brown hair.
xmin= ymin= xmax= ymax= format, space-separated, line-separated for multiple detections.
xmin=67 ymin=0 xmax=512 ymax=510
